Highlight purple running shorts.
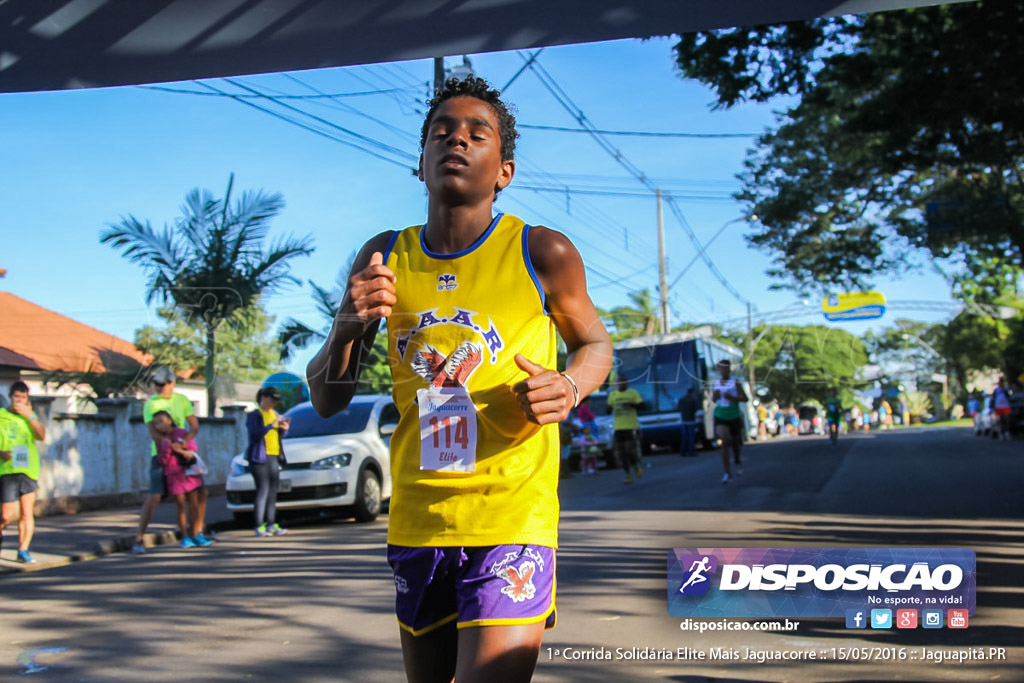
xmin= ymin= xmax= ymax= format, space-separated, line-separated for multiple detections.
xmin=387 ymin=544 xmax=557 ymax=635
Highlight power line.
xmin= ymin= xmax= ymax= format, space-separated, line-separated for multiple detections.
xmin=139 ymin=84 xmax=409 ymax=99
xmin=519 ymin=123 xmax=758 ymax=138
xmin=192 ymin=80 xmax=417 ymax=171
xmin=663 ymin=194 xmax=748 ymax=306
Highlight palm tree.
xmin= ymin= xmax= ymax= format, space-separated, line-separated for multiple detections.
xmin=602 ymin=288 xmax=660 ymax=340
xmin=101 ymin=174 xmax=314 ymax=414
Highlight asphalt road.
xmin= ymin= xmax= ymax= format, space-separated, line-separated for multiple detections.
xmin=1 ymin=427 xmax=1021 ymax=682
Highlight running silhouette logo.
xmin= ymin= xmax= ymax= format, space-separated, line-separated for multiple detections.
xmin=677 ymin=554 xmax=718 ymax=596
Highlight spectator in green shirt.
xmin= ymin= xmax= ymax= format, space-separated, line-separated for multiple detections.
xmin=0 ymin=382 xmax=47 ymax=564
xmin=607 ymin=378 xmax=644 ymax=483
xmin=132 ymin=368 xmax=200 ymax=555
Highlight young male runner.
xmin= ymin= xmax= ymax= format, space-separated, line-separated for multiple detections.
xmin=307 ymin=77 xmax=612 ymax=683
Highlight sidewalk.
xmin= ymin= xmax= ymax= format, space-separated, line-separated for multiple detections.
xmin=0 ymin=494 xmax=236 ymax=574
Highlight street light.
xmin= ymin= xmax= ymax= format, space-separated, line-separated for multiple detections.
xmin=668 ymin=215 xmax=755 ymax=291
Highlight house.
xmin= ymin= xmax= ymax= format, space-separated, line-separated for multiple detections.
xmin=0 ymin=292 xmax=258 ymax=416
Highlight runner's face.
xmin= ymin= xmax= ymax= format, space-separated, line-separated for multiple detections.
xmin=420 ymin=97 xmax=513 ymax=203
xmin=10 ymin=391 xmax=29 ymax=408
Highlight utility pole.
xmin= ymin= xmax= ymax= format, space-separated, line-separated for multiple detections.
xmin=657 ymin=189 xmax=669 ymax=334
xmin=433 ymin=57 xmax=445 ymax=93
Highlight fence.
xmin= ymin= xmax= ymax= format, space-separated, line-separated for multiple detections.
xmin=28 ymin=397 xmax=248 ymax=515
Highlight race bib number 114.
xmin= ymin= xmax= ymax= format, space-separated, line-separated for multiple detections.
xmin=417 ymin=387 xmax=477 ymax=472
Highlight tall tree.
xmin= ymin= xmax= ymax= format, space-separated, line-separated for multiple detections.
xmin=673 ymin=2 xmax=1024 ymax=293
xmin=102 ymin=174 xmax=314 ymax=414
xmin=749 ymin=324 xmax=868 ymax=407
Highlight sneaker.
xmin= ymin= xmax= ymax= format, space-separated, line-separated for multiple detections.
xmin=635 ymin=466 xmax=643 ymax=478
xmin=255 ymin=525 xmax=273 ymax=538
xmin=269 ymin=524 xmax=288 ymax=536
xmin=192 ymin=533 xmax=213 ymax=547
xmin=736 ymin=465 xmax=743 ymax=476
xmin=721 ymin=473 xmax=730 ymax=484
xmin=624 ymin=474 xmax=633 ymax=484
xmin=180 ymin=536 xmax=197 ymax=549
xmin=17 ymin=550 xmax=37 ymax=564
xmin=131 ymin=541 xmax=147 ymax=555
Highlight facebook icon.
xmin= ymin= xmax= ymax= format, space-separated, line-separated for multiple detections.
xmin=846 ymin=609 xmax=867 ymax=629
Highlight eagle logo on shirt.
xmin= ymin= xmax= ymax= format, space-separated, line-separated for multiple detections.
xmin=411 ymin=340 xmax=483 ymax=387
xmin=497 ymin=561 xmax=537 ymax=603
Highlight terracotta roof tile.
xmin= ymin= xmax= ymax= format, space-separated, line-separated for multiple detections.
xmin=0 ymin=292 xmax=150 ymax=373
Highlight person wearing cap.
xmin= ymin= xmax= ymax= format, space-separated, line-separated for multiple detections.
xmin=0 ymin=382 xmax=46 ymax=563
xmin=246 ymin=387 xmax=291 ymax=537
xmin=712 ymin=359 xmax=748 ymax=484
xmin=132 ymin=368 xmax=201 ymax=554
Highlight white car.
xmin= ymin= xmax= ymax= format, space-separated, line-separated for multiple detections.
xmin=226 ymin=395 xmax=398 ymax=524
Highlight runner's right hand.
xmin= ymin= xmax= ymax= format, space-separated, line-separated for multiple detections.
xmin=340 ymin=251 xmax=396 ymax=329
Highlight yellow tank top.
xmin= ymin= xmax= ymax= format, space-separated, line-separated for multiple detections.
xmin=384 ymin=213 xmax=559 ymax=548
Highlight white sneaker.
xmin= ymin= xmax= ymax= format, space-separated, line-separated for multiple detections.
xmin=721 ymin=473 xmax=730 ymax=484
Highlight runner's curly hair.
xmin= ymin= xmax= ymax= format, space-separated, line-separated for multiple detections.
xmin=420 ymin=76 xmax=519 ymax=162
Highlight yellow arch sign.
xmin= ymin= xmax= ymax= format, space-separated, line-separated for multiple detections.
xmin=822 ymin=292 xmax=887 ymax=321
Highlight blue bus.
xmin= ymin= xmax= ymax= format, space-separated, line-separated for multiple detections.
xmin=611 ymin=327 xmax=755 ymax=452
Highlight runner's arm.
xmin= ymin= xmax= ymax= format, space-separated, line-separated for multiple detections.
xmin=308 ymin=232 xmax=396 ymax=417
xmin=512 ymin=226 xmax=613 ymax=425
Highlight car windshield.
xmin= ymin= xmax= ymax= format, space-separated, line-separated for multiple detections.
xmin=282 ymin=403 xmax=374 ymax=439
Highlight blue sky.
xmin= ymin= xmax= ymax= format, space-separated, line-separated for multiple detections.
xmin=0 ymin=36 xmax=955 ymax=375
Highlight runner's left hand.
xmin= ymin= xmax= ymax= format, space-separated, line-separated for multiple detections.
xmin=511 ymin=354 xmax=574 ymax=425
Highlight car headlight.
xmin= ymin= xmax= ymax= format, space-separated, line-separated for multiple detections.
xmin=230 ymin=458 xmax=250 ymax=477
xmin=311 ymin=453 xmax=352 ymax=470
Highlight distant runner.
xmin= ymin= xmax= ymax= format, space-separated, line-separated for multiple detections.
xmin=825 ymin=391 xmax=842 ymax=448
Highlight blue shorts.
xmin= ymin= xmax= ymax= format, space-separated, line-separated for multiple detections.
xmin=148 ymin=457 xmax=166 ymax=496
xmin=387 ymin=544 xmax=556 ymax=636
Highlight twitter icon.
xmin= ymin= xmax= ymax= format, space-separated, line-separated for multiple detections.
xmin=870 ymin=609 xmax=893 ymax=629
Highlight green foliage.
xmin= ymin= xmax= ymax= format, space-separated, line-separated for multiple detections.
xmin=904 ymin=390 xmax=933 ymax=418
xmin=102 ymin=174 xmax=313 ymax=413
xmin=598 ymin=289 xmax=659 ymax=341
xmin=673 ymin=2 xmax=1024 ymax=293
xmin=748 ymin=324 xmax=867 ymax=406
xmin=134 ymin=303 xmax=285 ymax=385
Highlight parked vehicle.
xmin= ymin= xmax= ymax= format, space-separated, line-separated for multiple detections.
xmin=612 ymin=328 xmax=757 ymax=454
xmin=226 ymin=395 xmax=398 ymax=524
xmin=797 ymin=403 xmax=824 ymax=435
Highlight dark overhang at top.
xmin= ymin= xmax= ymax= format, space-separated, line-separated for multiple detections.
xmin=0 ymin=0 xmax=967 ymax=93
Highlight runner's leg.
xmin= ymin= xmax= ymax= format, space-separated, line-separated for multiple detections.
xmin=455 ymin=622 xmax=547 ymax=683
xmin=18 ymin=490 xmax=36 ymax=550
xmin=400 ymin=622 xmax=458 ymax=683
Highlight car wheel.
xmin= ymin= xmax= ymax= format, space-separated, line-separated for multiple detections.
xmin=354 ymin=468 xmax=382 ymax=522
